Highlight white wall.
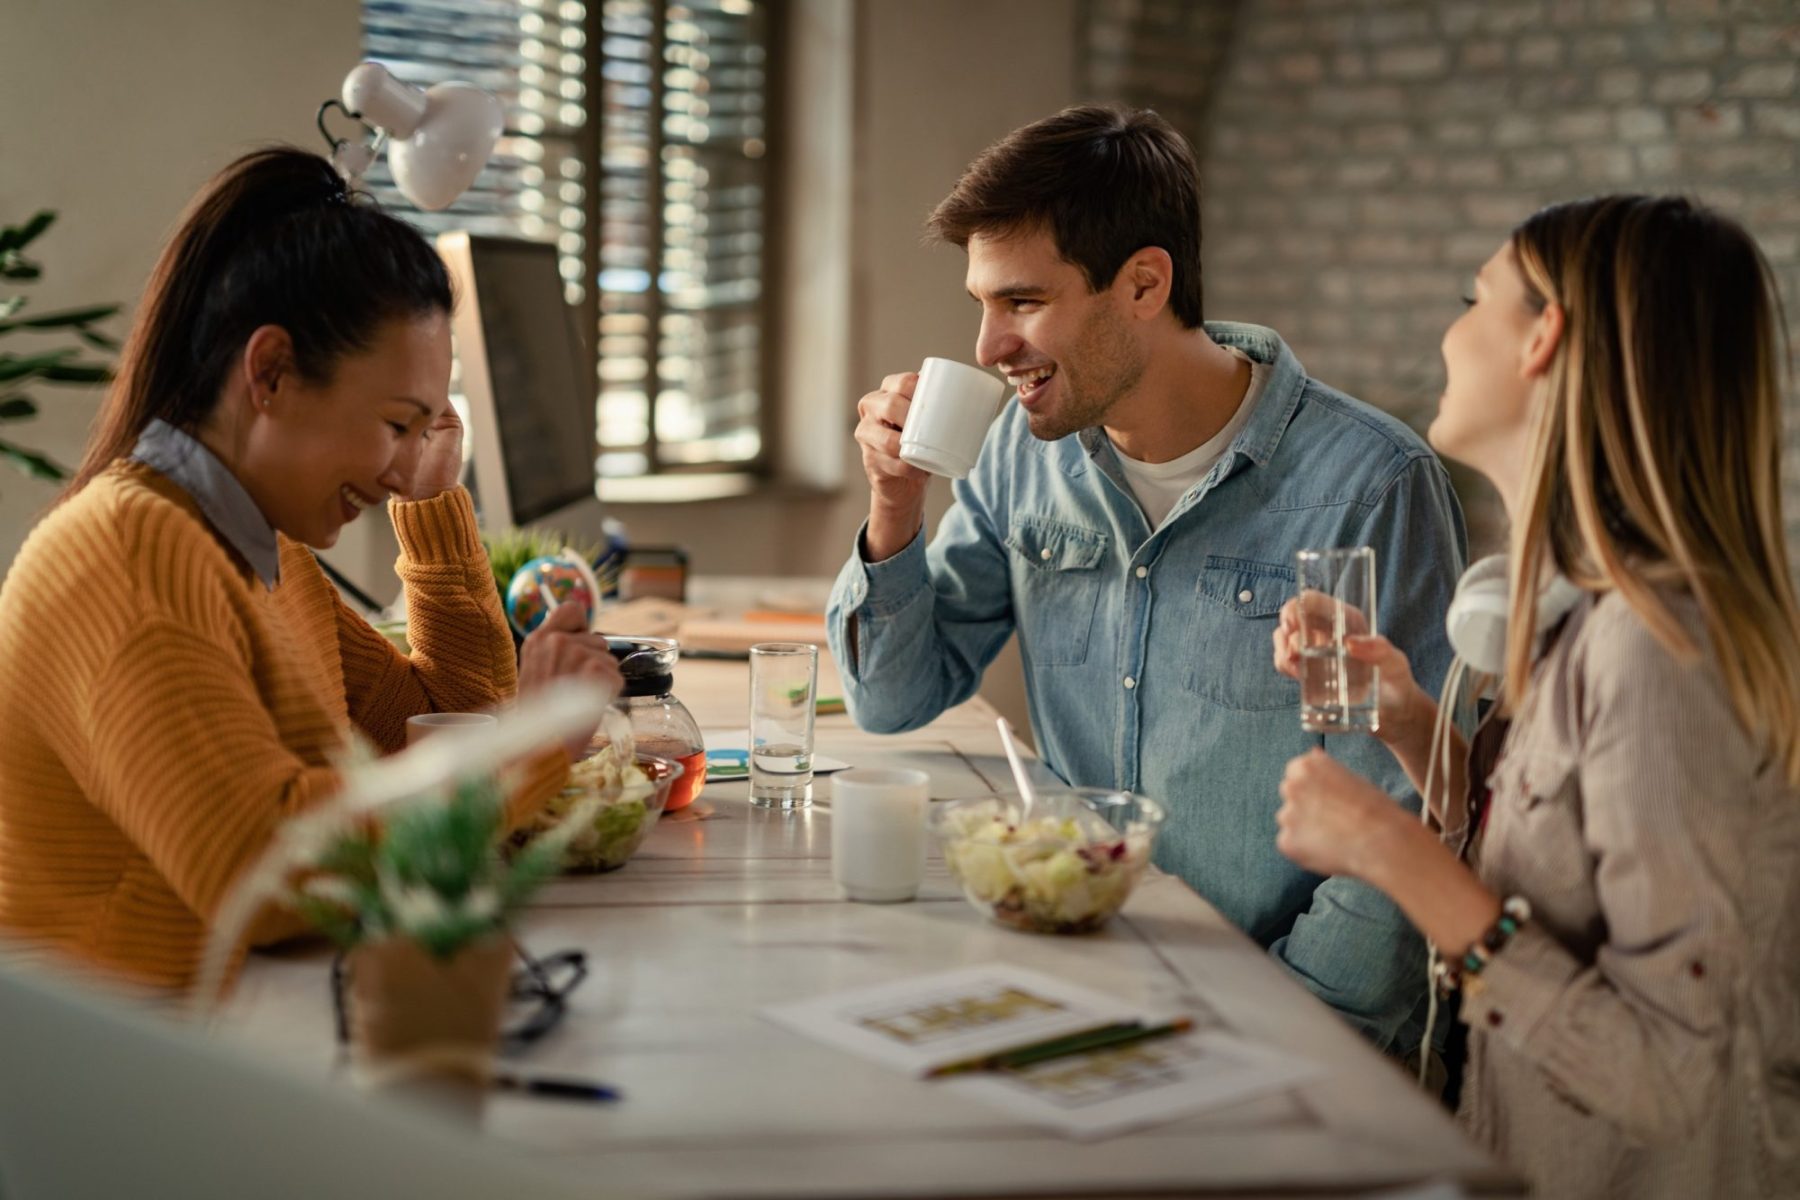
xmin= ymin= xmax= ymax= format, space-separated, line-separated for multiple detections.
xmin=0 ymin=0 xmax=365 ymax=570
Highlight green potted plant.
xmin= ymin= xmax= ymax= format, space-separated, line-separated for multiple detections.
xmin=481 ymin=526 xmax=590 ymax=598
xmin=288 ymin=773 xmax=568 ymax=1089
xmin=0 ymin=211 xmax=119 ymax=486
xmin=194 ymin=682 xmax=620 ymax=1101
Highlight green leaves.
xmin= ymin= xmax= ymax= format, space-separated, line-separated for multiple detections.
xmin=0 ymin=438 xmax=68 ymax=480
xmin=0 ymin=212 xmax=55 ymax=282
xmin=38 ymin=360 xmax=112 ymax=384
xmin=0 ymin=349 xmax=113 ymax=386
xmin=0 ymin=349 xmax=72 ymax=382
xmin=0 ymin=212 xmax=54 ymax=254
xmin=0 ymin=303 xmax=121 ymax=334
xmin=0 ymin=209 xmax=121 ymax=490
xmin=288 ymin=772 xmax=558 ymax=962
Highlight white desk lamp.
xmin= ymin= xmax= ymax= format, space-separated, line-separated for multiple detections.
xmin=317 ymin=62 xmax=503 ymax=211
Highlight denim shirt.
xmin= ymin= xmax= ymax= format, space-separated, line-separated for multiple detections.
xmin=828 ymin=322 xmax=1468 ymax=1049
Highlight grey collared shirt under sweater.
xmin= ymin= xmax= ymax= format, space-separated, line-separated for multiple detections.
xmin=129 ymin=418 xmax=280 ymax=588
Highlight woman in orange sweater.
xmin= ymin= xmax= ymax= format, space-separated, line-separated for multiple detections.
xmin=0 ymin=148 xmax=621 ymax=992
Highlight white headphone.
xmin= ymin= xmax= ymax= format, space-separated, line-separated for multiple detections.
xmin=1443 ymin=554 xmax=1585 ymax=676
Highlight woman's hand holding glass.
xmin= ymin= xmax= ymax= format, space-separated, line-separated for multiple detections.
xmin=1272 ymin=593 xmax=1436 ymax=757
xmin=1272 ymin=594 xmax=1453 ymax=880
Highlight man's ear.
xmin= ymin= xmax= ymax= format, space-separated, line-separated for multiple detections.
xmin=1520 ymin=303 xmax=1564 ymax=380
xmin=241 ymin=325 xmax=297 ymax=410
xmin=1120 ymin=247 xmax=1173 ymax=320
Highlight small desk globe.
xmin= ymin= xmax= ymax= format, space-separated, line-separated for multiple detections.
xmin=505 ymin=554 xmax=597 ymax=637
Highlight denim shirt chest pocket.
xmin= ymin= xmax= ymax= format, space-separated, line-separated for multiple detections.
xmin=1182 ymin=555 xmax=1299 ymax=710
xmin=1006 ymin=516 xmax=1109 ymax=666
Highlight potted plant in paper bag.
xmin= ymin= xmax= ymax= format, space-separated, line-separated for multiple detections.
xmin=194 ymin=683 xmax=619 ymax=1097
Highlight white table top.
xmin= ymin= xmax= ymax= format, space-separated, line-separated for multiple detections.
xmin=219 ymin=657 xmax=1520 ymax=1198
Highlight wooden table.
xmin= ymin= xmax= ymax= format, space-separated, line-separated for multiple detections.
xmin=220 ymin=656 xmax=1520 ymax=1198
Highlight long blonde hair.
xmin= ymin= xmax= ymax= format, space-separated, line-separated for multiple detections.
xmin=1504 ymin=195 xmax=1800 ymax=785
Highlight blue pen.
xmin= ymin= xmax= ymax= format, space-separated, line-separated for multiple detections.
xmin=492 ymin=1072 xmax=622 ymax=1103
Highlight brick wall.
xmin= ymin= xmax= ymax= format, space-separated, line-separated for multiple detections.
xmin=1081 ymin=0 xmax=1800 ymax=561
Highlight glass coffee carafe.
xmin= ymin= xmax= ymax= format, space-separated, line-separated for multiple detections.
xmin=605 ymin=636 xmax=707 ymax=812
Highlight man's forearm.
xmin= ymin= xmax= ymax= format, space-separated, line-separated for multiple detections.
xmin=864 ymin=500 xmax=925 ymax=564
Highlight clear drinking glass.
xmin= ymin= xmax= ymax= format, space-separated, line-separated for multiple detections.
xmin=1293 ymin=547 xmax=1380 ymax=734
xmin=749 ymin=642 xmax=818 ymax=809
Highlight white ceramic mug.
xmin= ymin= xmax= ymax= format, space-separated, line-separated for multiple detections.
xmin=830 ymin=768 xmax=930 ymax=903
xmin=405 ymin=711 xmax=498 ymax=747
xmin=898 ymin=358 xmax=1006 ymax=480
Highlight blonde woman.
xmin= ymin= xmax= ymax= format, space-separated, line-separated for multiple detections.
xmin=1270 ymin=195 xmax=1800 ymax=1198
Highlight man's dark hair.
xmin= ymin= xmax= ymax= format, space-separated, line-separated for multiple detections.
xmin=927 ymin=105 xmax=1203 ymax=328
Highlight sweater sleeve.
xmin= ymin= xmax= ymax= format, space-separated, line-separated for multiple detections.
xmin=337 ymin=487 xmax=520 ymax=752
xmin=334 ymin=487 xmax=570 ymax=827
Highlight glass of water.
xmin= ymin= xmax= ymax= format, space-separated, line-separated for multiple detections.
xmin=1293 ymin=547 xmax=1380 ymax=734
xmin=749 ymin=642 xmax=818 ymax=809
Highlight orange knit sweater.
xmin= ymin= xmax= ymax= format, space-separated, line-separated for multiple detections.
xmin=0 ymin=462 xmax=568 ymax=993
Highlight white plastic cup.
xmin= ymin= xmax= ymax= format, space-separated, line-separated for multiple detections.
xmin=405 ymin=712 xmax=498 ymax=747
xmin=898 ymin=358 xmax=1006 ymax=479
xmin=830 ymin=768 xmax=930 ymax=903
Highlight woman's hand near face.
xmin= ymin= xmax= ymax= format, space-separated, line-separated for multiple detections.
xmin=401 ymin=403 xmax=466 ymax=501
xmin=518 ymin=601 xmax=625 ymax=760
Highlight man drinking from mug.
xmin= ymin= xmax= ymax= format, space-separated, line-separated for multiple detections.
xmin=827 ymin=106 xmax=1467 ymax=1056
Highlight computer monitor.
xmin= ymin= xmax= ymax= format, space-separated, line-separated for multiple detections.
xmin=436 ymin=233 xmax=604 ymax=538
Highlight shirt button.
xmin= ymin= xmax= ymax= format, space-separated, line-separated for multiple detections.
xmin=1040 ymin=548 xmax=1052 ymax=561
xmin=1123 ymin=676 xmax=1136 ymax=690
xmin=1237 ymin=588 xmax=1254 ymax=603
xmin=1487 ymin=1010 xmax=1504 ymax=1028
xmin=1135 ymin=566 xmax=1148 ymax=579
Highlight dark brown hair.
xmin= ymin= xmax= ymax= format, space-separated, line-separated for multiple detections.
xmin=65 ymin=146 xmax=452 ymax=497
xmin=927 ymin=105 xmax=1203 ymax=328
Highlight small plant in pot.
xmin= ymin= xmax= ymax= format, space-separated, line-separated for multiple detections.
xmin=193 ymin=683 xmax=621 ymax=1108
xmin=287 ymin=773 xmax=575 ymax=1094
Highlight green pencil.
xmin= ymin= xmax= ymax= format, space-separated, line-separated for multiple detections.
xmin=924 ymin=1017 xmax=1193 ymax=1078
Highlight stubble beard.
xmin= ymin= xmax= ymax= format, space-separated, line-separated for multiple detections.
xmin=1024 ymin=314 xmax=1146 ymax=442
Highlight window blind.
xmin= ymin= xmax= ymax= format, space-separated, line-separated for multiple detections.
xmin=362 ymin=0 xmax=772 ymax=479
xmin=362 ymin=0 xmax=589 ymax=302
xmin=597 ymin=0 xmax=770 ymax=475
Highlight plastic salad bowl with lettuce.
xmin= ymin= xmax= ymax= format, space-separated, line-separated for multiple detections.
xmin=512 ymin=743 xmax=684 ymax=872
xmin=930 ymin=789 xmax=1165 ymax=933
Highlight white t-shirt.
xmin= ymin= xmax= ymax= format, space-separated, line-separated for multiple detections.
xmin=1112 ymin=349 xmax=1269 ymax=530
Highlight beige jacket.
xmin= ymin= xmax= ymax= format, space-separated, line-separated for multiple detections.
xmin=1449 ymin=589 xmax=1800 ymax=1199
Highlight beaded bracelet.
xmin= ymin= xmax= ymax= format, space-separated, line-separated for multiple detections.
xmin=1432 ymin=895 xmax=1532 ymax=997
